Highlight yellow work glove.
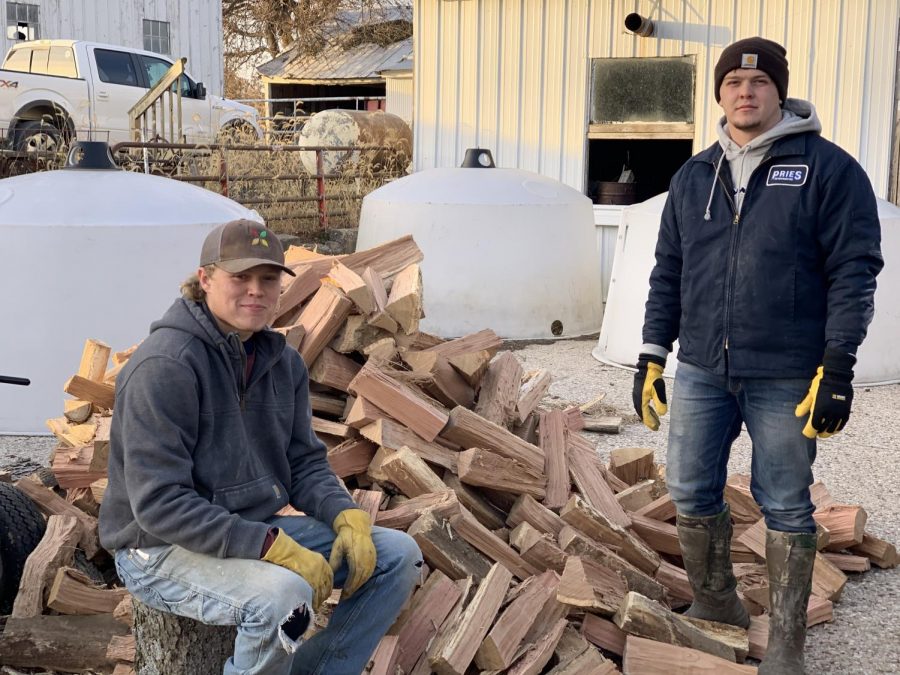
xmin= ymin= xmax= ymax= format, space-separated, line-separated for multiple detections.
xmin=262 ymin=529 xmax=333 ymax=610
xmin=632 ymin=353 xmax=668 ymax=431
xmin=329 ymin=509 xmax=377 ymax=599
xmin=795 ymin=350 xmax=855 ymax=439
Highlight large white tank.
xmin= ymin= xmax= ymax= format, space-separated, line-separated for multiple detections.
xmin=0 ymin=143 xmax=262 ymax=434
xmin=357 ymin=149 xmax=604 ymax=339
xmin=594 ymin=193 xmax=900 ymax=386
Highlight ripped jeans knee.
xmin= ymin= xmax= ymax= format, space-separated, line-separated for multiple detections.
xmin=278 ymin=602 xmax=312 ymax=654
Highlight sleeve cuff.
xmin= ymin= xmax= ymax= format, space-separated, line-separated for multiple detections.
xmin=641 ymin=343 xmax=670 ymax=361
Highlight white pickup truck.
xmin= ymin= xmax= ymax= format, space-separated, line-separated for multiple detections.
xmin=0 ymin=39 xmax=262 ymax=151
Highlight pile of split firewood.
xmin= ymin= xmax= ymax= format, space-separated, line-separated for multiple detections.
xmin=0 ymin=235 xmax=896 ymax=674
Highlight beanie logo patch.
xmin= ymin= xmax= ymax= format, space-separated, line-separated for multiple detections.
xmin=740 ymin=53 xmax=759 ymax=68
xmin=766 ymin=165 xmax=809 ymax=187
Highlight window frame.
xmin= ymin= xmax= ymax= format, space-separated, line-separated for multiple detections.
xmin=6 ymin=1 xmax=40 ymax=40
xmin=93 ymin=48 xmax=142 ymax=88
xmin=142 ymin=19 xmax=171 ymax=55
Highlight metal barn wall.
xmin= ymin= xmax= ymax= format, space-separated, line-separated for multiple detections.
xmin=414 ymin=0 xmax=899 ymax=198
xmin=1 ymin=0 xmax=224 ymax=95
xmin=385 ymin=73 xmax=414 ymax=124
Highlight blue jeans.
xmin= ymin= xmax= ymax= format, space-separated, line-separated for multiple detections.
xmin=666 ymin=362 xmax=817 ymax=533
xmin=114 ymin=516 xmax=422 ymax=675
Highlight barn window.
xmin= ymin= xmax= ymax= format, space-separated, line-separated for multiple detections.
xmin=5 ymin=2 xmax=39 ymax=41
xmin=143 ymin=19 xmax=171 ymax=55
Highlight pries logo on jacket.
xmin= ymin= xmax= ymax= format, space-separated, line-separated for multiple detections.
xmin=766 ymin=164 xmax=809 ymax=187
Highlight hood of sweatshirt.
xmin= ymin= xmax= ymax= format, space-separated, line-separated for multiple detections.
xmin=704 ymin=98 xmax=822 ymax=218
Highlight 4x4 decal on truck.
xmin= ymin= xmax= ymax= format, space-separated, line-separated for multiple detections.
xmin=0 ymin=80 xmax=18 ymax=88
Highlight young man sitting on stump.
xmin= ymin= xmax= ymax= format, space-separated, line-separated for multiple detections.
xmin=99 ymin=219 xmax=423 ymax=675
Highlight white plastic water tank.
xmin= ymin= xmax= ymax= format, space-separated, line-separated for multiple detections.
xmin=0 ymin=143 xmax=262 ymax=434
xmin=593 ymin=193 xmax=900 ymax=386
xmin=356 ymin=149 xmax=604 ymax=339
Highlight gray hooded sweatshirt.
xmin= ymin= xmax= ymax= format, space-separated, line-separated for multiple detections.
xmin=98 ymin=298 xmax=357 ymax=559
xmin=714 ymin=98 xmax=822 ymax=214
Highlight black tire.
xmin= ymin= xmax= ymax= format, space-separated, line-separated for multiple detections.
xmin=14 ymin=119 xmax=63 ymax=153
xmin=0 ymin=482 xmax=47 ymax=614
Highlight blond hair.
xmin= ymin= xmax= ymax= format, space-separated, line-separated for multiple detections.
xmin=181 ymin=265 xmax=217 ymax=301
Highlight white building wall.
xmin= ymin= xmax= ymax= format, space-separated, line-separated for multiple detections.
xmin=414 ymin=0 xmax=899 ymax=198
xmin=385 ymin=73 xmax=413 ymax=124
xmin=0 ymin=0 xmax=224 ymax=94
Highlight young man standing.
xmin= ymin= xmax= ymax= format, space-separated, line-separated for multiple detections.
xmin=100 ymin=219 xmax=422 ymax=674
xmin=633 ymin=38 xmax=882 ymax=673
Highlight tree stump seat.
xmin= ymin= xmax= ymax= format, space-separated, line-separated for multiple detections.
xmin=132 ymin=600 xmax=236 ymax=674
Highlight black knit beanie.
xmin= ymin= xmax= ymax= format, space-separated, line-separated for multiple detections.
xmin=714 ymin=37 xmax=789 ymax=103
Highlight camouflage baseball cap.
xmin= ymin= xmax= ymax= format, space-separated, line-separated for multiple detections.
xmin=200 ymin=219 xmax=296 ymax=276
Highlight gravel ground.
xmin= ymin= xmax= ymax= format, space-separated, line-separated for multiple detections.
xmin=1 ymin=336 xmax=897 ymax=673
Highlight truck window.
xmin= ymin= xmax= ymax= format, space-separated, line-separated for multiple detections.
xmin=139 ymin=55 xmax=194 ymax=98
xmin=29 ymin=48 xmax=50 ymax=75
xmin=94 ymin=48 xmax=139 ymax=86
xmin=47 ymin=46 xmax=77 ymax=78
xmin=3 ymin=48 xmax=31 ymax=72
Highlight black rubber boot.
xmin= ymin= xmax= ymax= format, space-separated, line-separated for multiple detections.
xmin=758 ymin=529 xmax=817 ymax=675
xmin=676 ymin=506 xmax=750 ymax=629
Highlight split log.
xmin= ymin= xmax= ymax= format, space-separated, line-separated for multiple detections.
xmin=0 ymin=614 xmax=129 ymax=673
xmin=449 ymin=506 xmax=539 ymax=580
xmin=540 ymin=410 xmax=570 ymax=510
xmin=850 ymin=533 xmax=898 ymax=568
xmin=403 ymin=351 xmax=475 ymax=409
xmin=622 ymin=635 xmax=757 ymax=674
xmin=559 ymin=526 xmax=669 ymax=604
xmin=510 ymin=522 xmax=569 ymax=574
xmin=654 ymin=560 xmax=694 ymax=605
xmin=340 ymin=234 xmax=424 ymax=278
xmin=390 ymin=570 xmax=463 ymax=674
xmin=330 ymin=313 xmax=391 ymax=354
xmin=458 ymin=448 xmax=547 ymax=500
xmin=724 ymin=475 xmax=763 ymax=523
xmin=47 ymin=567 xmax=128 ymax=615
xmin=15 ymin=478 xmax=100 ymax=558
xmin=609 ymin=447 xmax=655 ymax=486
xmin=296 ymin=284 xmax=353 ymax=365
xmin=308 ymin=347 xmax=361 ymax=393
xmin=507 ymin=493 xmax=567 ymax=538
xmin=272 ymin=322 xmax=306 ymax=349
xmin=441 ymin=406 xmax=544 ymax=472
xmin=381 ymin=446 xmax=448 ymax=497
xmin=425 ymin=329 xmax=502 ymax=360
xmin=821 ymin=552 xmax=871 ymax=573
xmin=273 ymin=265 xmax=323 ymax=323
xmin=326 ymin=437 xmax=377 ymax=478
xmin=548 ymin=644 xmax=617 ymax=674
xmin=362 ymin=267 xmax=400 ymax=332
xmin=375 ymin=490 xmax=459 ymax=530
xmin=557 ymin=556 xmax=627 ymax=617
xmin=499 ymin=617 xmax=567 ymax=675
xmin=361 ymin=418 xmax=458 ymax=472
xmin=634 ymin=492 xmax=677 ymax=522
xmin=12 ymin=515 xmax=82 ymax=618
xmin=50 ymin=444 xmax=108 ymax=489
xmin=90 ymin=478 xmax=108 ymax=504
xmin=582 ymin=416 xmax=623 ymax=434
xmin=408 ymin=511 xmax=493 ymax=582
xmin=64 ymin=375 xmax=116 ymax=410
xmin=344 ymin=396 xmax=387 ymax=429
xmin=64 ymin=399 xmax=94 ymax=424
xmin=516 ymin=370 xmax=552 ymax=423
xmin=114 ymin=595 xmax=133 ymax=626
xmin=628 ymin=513 xmax=683 ymax=556
xmin=443 ymin=473 xmax=507 ymax=530
xmin=566 ymin=434 xmax=630 ymax=528
xmin=580 ymin=613 xmax=626 ymax=656
xmin=680 ymin=615 xmax=749 ymax=661
xmin=475 ymin=569 xmax=560 ymax=670
xmin=813 ymin=504 xmax=867 ymax=551
xmin=309 ymin=391 xmax=347 ymax=417
xmin=327 ymin=261 xmax=377 ymax=314
xmin=613 ymin=592 xmax=736 ymax=662
xmin=474 ymin=352 xmax=524 ymax=427
xmin=368 ymin=635 xmax=401 ymax=675
xmin=310 ymin=416 xmax=353 ymax=439
xmin=106 ymin=634 xmax=136 ymax=663
xmin=615 ymin=479 xmax=662 ymax=512
xmin=78 ymin=338 xmax=111 ymax=382
xmin=447 ymin=349 xmax=493 ymax=387
xmin=430 ymin=564 xmax=513 ymax=675
xmin=560 ymin=495 xmax=660 ymax=575
xmin=386 ymin=263 xmax=424 ymax=334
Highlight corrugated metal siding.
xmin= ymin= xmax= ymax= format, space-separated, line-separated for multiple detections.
xmin=414 ymin=0 xmax=899 ymax=197
xmin=385 ymin=74 xmax=413 ymax=123
xmin=0 ymin=0 xmax=223 ymax=94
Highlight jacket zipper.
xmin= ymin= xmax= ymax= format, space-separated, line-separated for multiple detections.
xmin=718 ymin=152 xmax=774 ymax=357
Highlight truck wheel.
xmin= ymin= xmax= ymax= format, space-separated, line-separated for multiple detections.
xmin=217 ymin=121 xmax=258 ymax=145
xmin=0 ymin=482 xmax=47 ymax=613
xmin=14 ymin=119 xmax=63 ymax=153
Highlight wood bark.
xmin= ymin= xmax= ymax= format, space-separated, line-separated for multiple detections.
xmin=12 ymin=515 xmax=82 ymax=618
xmin=622 ymin=635 xmax=758 ymax=674
xmin=566 ymin=434 xmax=631 ymax=528
xmin=540 ymin=410 xmax=570 ymax=510
xmin=441 ymin=406 xmax=544 ymax=472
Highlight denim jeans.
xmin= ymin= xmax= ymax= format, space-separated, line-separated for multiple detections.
xmin=114 ymin=515 xmax=423 ymax=675
xmin=666 ymin=362 xmax=817 ymax=533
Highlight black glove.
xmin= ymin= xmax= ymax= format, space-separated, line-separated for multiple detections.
xmin=795 ymin=348 xmax=855 ymax=438
xmin=633 ymin=353 xmax=667 ymax=431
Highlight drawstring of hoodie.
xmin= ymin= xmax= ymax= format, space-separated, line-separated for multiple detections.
xmin=704 ymin=150 xmax=727 ymax=221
